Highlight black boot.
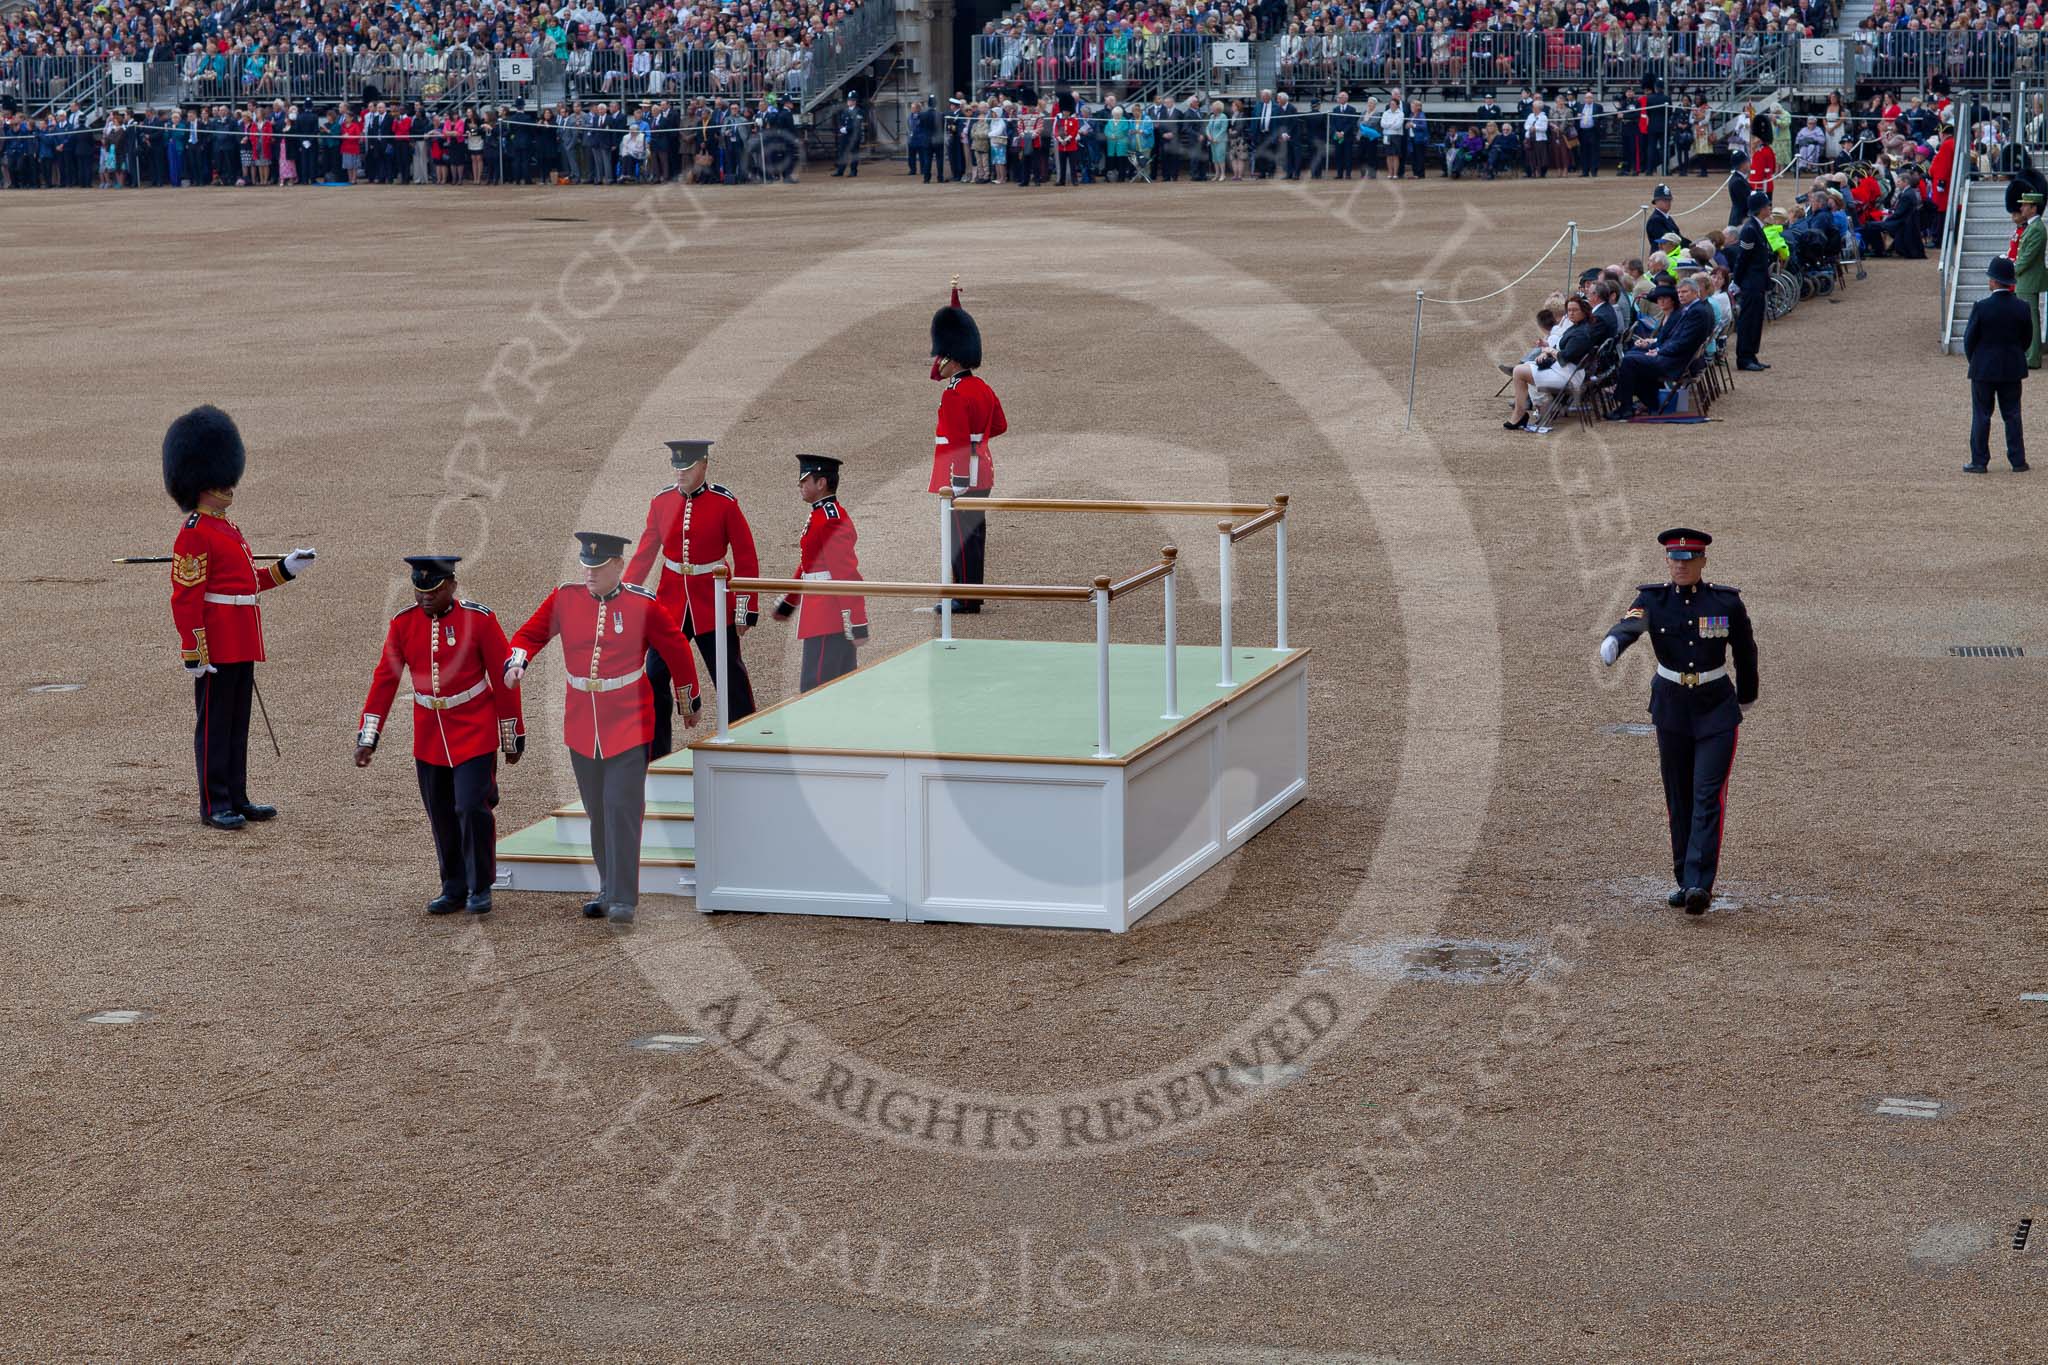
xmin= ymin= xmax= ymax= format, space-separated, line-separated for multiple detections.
xmin=1683 ymin=887 xmax=1711 ymax=916
xmin=427 ymin=893 xmax=463 ymax=915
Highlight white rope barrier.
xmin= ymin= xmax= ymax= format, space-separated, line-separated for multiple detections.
xmin=1580 ymin=204 xmax=1648 ymax=235
xmin=1419 ymin=226 xmax=1573 ymax=306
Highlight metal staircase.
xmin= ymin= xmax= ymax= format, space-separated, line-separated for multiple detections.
xmin=1941 ymin=176 xmax=2011 ymax=353
xmin=799 ymin=0 xmax=901 ymax=118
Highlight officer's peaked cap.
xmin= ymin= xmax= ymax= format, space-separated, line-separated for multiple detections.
xmin=162 ymin=404 xmax=246 ymax=512
xmin=1658 ymin=527 xmax=1712 ymax=559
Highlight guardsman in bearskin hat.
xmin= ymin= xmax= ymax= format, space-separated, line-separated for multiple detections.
xmin=624 ymin=438 xmax=761 ymax=754
xmin=929 ymin=277 xmax=1008 ymax=613
xmin=772 ymin=455 xmax=868 ymax=691
xmin=164 ymin=405 xmax=317 ymax=830
xmin=2006 ymin=168 xmax=2047 ymax=368
xmin=355 ymin=556 xmax=526 ymax=916
xmin=1598 ymin=529 xmax=1759 ymax=916
xmin=503 ymin=531 xmax=701 ymax=926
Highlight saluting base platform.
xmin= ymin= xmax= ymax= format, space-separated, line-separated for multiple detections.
xmin=690 ymin=638 xmax=1309 ymax=932
xmin=494 ymin=748 xmax=700 ymax=898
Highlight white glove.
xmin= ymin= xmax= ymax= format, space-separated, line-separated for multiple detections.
xmin=282 ymin=547 xmax=317 ymax=579
xmin=1598 ymin=636 xmax=1620 ymax=667
xmin=503 ymin=662 xmax=526 ymax=687
xmin=183 ymin=661 xmax=216 ymax=677
xmin=1740 ymin=702 xmax=1753 ymax=716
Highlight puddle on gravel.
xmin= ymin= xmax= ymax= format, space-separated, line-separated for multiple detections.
xmin=1307 ymin=938 xmax=1537 ymax=984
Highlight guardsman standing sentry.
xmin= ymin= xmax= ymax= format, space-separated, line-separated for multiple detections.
xmin=624 ymin=438 xmax=761 ymax=752
xmin=930 ymin=278 xmax=1007 ymax=613
xmin=1599 ymin=529 xmax=1758 ymax=915
xmin=164 ymin=405 xmax=316 ymax=830
xmin=504 ymin=531 xmax=701 ymax=926
xmin=773 ymin=455 xmax=868 ymax=691
xmin=355 ymin=556 xmax=526 ymax=917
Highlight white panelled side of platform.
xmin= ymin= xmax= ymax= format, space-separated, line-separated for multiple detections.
xmin=692 ymin=657 xmax=1308 ymax=932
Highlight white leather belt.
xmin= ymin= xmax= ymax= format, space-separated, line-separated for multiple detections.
xmin=415 ymin=678 xmax=487 ymax=711
xmin=800 ymin=570 xmax=832 ymax=582
xmin=662 ymin=556 xmax=724 ymax=575
xmin=204 ymin=592 xmax=257 ymax=606
xmin=1656 ymin=664 xmax=1729 ymax=687
xmin=569 ymin=666 xmax=646 ymax=693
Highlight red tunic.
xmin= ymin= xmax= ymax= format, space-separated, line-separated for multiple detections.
xmin=359 ymin=601 xmax=525 ymax=766
xmin=1747 ymin=142 xmax=1777 ymax=197
xmin=928 ymin=372 xmax=1007 ymax=494
xmin=773 ymin=497 xmax=869 ymax=641
xmin=169 ymin=508 xmax=293 ymax=666
xmin=507 ymin=583 xmax=699 ymax=760
xmin=624 ymin=481 xmax=762 ymax=634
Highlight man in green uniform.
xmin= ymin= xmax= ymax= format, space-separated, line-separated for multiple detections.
xmin=2012 ymin=172 xmax=2046 ymax=370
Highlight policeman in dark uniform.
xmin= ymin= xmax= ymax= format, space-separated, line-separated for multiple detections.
xmin=1599 ymin=529 xmax=1758 ymax=915
xmin=1646 ymin=184 xmax=1685 ymax=256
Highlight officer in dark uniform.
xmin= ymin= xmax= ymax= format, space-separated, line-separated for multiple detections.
xmin=1725 ymin=150 xmax=1751 ymax=228
xmin=1600 ymin=528 xmax=1758 ymax=915
xmin=1646 ymin=184 xmax=1685 ymax=256
xmin=1734 ymin=190 xmax=1774 ymax=372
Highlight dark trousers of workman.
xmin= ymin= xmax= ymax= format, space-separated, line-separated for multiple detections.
xmin=1735 ymin=285 xmax=1768 ymax=364
xmin=571 ymin=743 xmax=649 ymax=909
xmin=417 ymin=752 xmax=499 ymax=898
xmin=193 ymin=661 xmax=254 ymax=821
xmin=800 ymin=636 xmax=857 ymax=692
xmin=950 ymin=488 xmax=988 ymax=610
xmin=645 ymin=623 xmax=755 ymax=758
xmin=1970 ymin=379 xmax=2027 ymax=468
xmin=1657 ymin=724 xmax=1738 ymax=893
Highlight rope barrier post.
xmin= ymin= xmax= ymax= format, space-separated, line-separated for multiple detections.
xmin=1161 ymin=547 xmax=1181 ymax=721
xmin=1405 ymin=289 xmax=1423 ymax=431
xmin=938 ymin=487 xmax=954 ymax=643
xmin=712 ymin=569 xmax=731 ymax=742
xmin=1273 ymin=494 xmax=1289 ymax=651
xmin=1564 ymin=220 xmax=1578 ymax=291
xmin=1217 ymin=520 xmax=1236 ymax=689
xmin=1094 ymin=576 xmax=1114 ymax=758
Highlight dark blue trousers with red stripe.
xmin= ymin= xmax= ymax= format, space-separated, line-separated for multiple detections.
xmin=1656 ymin=723 xmax=1738 ymax=892
xmin=193 ymin=662 xmax=255 ymax=821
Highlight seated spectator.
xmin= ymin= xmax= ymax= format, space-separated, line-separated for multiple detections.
xmin=1504 ymin=294 xmax=1599 ymax=433
xmin=1868 ymin=166 xmax=1928 ymax=258
xmin=1607 ymin=277 xmax=1717 ymax=421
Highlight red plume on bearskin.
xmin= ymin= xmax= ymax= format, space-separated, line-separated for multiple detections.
xmin=930 ymin=275 xmax=981 ymax=375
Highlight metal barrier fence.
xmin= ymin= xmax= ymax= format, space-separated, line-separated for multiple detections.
xmin=972 ymin=32 xmax=1213 ymax=101
xmin=801 ymin=0 xmax=900 ymax=112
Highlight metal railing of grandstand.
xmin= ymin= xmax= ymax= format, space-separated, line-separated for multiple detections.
xmin=965 ymin=29 xmax=2048 ymax=105
xmin=2 ymin=50 xmax=819 ymax=119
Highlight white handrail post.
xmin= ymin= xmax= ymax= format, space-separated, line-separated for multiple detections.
xmin=1273 ymin=494 xmax=1289 ymax=651
xmin=713 ymin=571 xmax=731 ymax=742
xmin=1217 ymin=521 xmax=1236 ymax=688
xmin=938 ymin=488 xmax=955 ymax=642
xmin=1161 ymin=547 xmax=1181 ymax=721
xmin=1094 ymin=577 xmax=1114 ymax=757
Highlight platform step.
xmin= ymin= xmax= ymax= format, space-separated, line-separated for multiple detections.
xmin=495 ymin=820 xmax=695 ymax=896
xmin=552 ymin=799 xmax=694 ymax=847
xmin=648 ymin=747 xmax=693 ymax=804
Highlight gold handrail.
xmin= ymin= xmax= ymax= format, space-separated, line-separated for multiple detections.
xmin=953 ymin=495 xmax=1274 ymax=518
xmin=1107 ymin=546 xmax=1177 ymax=600
xmin=723 ymin=572 xmax=1094 ymax=603
xmin=1226 ymin=506 xmax=1285 ymax=544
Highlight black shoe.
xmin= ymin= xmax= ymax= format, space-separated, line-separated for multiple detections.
xmin=2012 ymin=462 xmax=2032 ymax=472
xmin=950 ymin=601 xmax=982 ymax=615
xmin=202 ymin=811 xmax=247 ymax=830
xmin=582 ymin=898 xmax=606 ymax=918
xmin=427 ymin=893 xmax=462 ymax=915
xmin=236 ymin=802 xmax=278 ymax=821
xmin=1605 ymin=404 xmax=1639 ymax=422
xmin=1666 ymin=888 xmax=1687 ymax=908
xmin=1683 ymin=887 xmax=1711 ymax=916
xmin=606 ymin=903 xmax=636 ymax=924
xmin=464 ymin=892 xmax=493 ymax=914
xmin=1504 ymin=415 xmax=1529 ymax=431
xmin=1962 ymin=463 xmax=1988 ymax=474
xmin=1737 ymin=361 xmax=1769 ymax=372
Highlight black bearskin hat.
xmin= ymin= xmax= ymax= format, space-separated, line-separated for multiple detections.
xmin=162 ymin=405 xmax=246 ymax=511
xmin=2006 ymin=166 xmax=2046 ymax=215
xmin=930 ymin=278 xmax=982 ymax=370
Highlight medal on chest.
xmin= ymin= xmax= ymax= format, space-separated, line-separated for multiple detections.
xmin=1697 ymin=614 xmax=1728 ymax=639
xmin=613 ymin=609 xmax=624 ymax=635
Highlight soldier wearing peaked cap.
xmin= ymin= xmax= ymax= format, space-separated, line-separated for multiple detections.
xmin=625 ymin=438 xmax=762 ymax=755
xmin=1963 ymin=255 xmax=2032 ymax=474
xmin=355 ymin=557 xmax=526 ymax=917
xmin=930 ymin=278 xmax=1007 ymax=614
xmin=1646 ymin=184 xmax=1685 ymax=255
xmin=1599 ymin=529 xmax=1759 ymax=916
xmin=163 ymin=405 xmax=317 ymax=830
xmin=2005 ymin=169 xmax=2046 ymax=369
xmin=504 ymin=531 xmax=702 ymax=925
xmin=772 ymin=455 xmax=868 ymax=691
